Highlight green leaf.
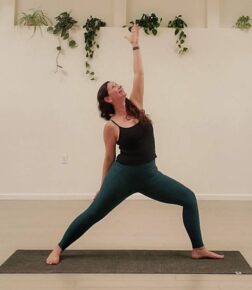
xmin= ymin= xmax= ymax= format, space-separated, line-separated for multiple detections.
xmin=63 ymin=32 xmax=69 ymax=39
xmin=69 ymin=40 xmax=77 ymax=47
xmin=144 ymin=28 xmax=149 ymax=35
xmin=175 ymin=28 xmax=180 ymax=35
xmin=179 ymin=32 xmax=184 ymax=39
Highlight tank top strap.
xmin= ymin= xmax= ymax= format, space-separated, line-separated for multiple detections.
xmin=110 ymin=119 xmax=120 ymax=128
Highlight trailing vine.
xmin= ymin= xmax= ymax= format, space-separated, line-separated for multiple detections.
xmin=83 ymin=16 xmax=106 ymax=80
xmin=47 ymin=12 xmax=78 ymax=72
xmin=168 ymin=15 xmax=188 ymax=55
xmin=234 ymin=16 xmax=251 ymax=30
xmin=127 ymin=13 xmax=162 ymax=35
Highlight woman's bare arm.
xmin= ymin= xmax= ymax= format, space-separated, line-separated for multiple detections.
xmin=100 ymin=122 xmax=117 ymax=184
xmin=93 ymin=122 xmax=117 ymax=200
xmin=125 ymin=24 xmax=144 ymax=110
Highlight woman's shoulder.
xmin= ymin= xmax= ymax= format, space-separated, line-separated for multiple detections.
xmin=104 ymin=119 xmax=120 ymax=133
xmin=103 ymin=120 xmax=118 ymax=142
xmin=104 ymin=119 xmax=115 ymax=129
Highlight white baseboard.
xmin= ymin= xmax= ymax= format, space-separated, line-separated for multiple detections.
xmin=0 ymin=193 xmax=252 ymax=200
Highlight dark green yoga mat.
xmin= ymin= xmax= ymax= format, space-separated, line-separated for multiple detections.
xmin=0 ymin=250 xmax=251 ymax=274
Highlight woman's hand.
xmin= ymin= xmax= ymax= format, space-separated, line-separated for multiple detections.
xmin=125 ymin=24 xmax=140 ymax=47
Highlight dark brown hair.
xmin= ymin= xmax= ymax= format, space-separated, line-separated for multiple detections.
xmin=97 ymin=81 xmax=152 ymax=124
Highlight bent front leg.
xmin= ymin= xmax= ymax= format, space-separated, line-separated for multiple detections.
xmin=139 ymin=170 xmax=204 ymax=249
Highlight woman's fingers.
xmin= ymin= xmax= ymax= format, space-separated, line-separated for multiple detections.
xmin=132 ymin=24 xmax=140 ymax=33
xmin=124 ymin=24 xmax=140 ymax=44
xmin=132 ymin=25 xmax=139 ymax=41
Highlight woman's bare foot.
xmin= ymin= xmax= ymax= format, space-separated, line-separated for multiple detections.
xmin=46 ymin=245 xmax=63 ymax=265
xmin=192 ymin=246 xmax=224 ymax=259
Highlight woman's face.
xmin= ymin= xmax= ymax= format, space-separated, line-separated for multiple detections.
xmin=106 ymin=81 xmax=126 ymax=103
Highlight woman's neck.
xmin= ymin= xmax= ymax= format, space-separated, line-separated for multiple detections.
xmin=113 ymin=101 xmax=128 ymax=118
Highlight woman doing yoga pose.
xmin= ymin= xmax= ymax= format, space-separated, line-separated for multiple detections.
xmin=46 ymin=24 xmax=224 ymax=265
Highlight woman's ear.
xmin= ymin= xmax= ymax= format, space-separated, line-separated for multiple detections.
xmin=104 ymin=96 xmax=112 ymax=103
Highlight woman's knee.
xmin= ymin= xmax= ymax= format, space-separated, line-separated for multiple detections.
xmin=182 ymin=188 xmax=198 ymax=207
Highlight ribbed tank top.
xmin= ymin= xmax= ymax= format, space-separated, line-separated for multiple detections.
xmin=110 ymin=119 xmax=157 ymax=165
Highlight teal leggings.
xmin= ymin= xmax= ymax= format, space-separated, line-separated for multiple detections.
xmin=58 ymin=160 xmax=204 ymax=250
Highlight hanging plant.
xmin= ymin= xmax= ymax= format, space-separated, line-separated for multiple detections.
xmin=17 ymin=9 xmax=52 ymax=37
xmin=83 ymin=16 xmax=106 ymax=80
xmin=47 ymin=11 xmax=78 ymax=72
xmin=168 ymin=15 xmax=188 ymax=55
xmin=127 ymin=13 xmax=162 ymax=35
xmin=234 ymin=16 xmax=251 ymax=30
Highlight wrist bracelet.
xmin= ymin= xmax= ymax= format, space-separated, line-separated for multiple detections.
xmin=133 ymin=46 xmax=140 ymax=50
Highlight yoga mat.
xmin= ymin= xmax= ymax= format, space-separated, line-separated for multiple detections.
xmin=0 ymin=250 xmax=251 ymax=274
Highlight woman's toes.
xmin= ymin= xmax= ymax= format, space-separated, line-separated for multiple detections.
xmin=46 ymin=252 xmax=60 ymax=265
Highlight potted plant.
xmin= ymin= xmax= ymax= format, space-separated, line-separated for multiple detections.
xmin=168 ymin=15 xmax=188 ymax=55
xmin=17 ymin=9 xmax=52 ymax=37
xmin=234 ymin=16 xmax=251 ymax=30
xmin=47 ymin=11 xmax=78 ymax=72
xmin=83 ymin=16 xmax=106 ymax=80
xmin=127 ymin=13 xmax=162 ymax=35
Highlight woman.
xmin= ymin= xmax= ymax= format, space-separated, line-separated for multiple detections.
xmin=46 ymin=24 xmax=224 ymax=265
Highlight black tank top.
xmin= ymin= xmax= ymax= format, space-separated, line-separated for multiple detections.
xmin=110 ymin=119 xmax=157 ymax=165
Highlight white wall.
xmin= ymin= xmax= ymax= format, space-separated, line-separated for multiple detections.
xmin=0 ymin=0 xmax=252 ymax=200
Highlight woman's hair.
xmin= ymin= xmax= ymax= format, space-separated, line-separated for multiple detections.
xmin=97 ymin=81 xmax=152 ymax=124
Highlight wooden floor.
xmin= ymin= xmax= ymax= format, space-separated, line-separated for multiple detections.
xmin=0 ymin=199 xmax=252 ymax=289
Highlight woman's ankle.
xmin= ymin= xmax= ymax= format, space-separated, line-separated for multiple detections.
xmin=193 ymin=246 xmax=205 ymax=250
xmin=54 ymin=245 xmax=63 ymax=254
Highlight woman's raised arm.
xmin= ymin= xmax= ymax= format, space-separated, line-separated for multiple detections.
xmin=125 ymin=24 xmax=144 ymax=110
